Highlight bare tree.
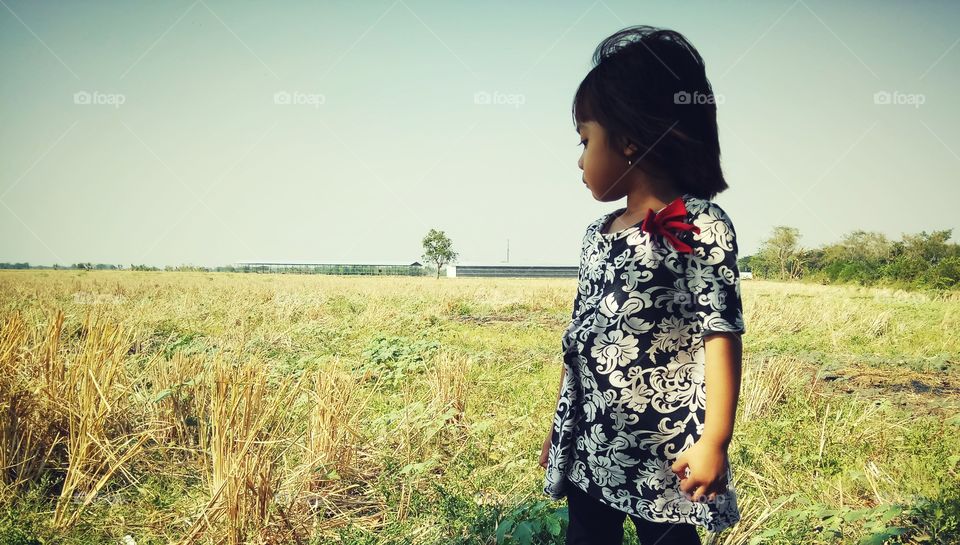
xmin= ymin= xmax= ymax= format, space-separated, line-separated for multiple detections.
xmin=757 ymin=226 xmax=805 ymax=280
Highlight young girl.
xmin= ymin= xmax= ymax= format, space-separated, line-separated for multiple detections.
xmin=539 ymin=26 xmax=746 ymax=544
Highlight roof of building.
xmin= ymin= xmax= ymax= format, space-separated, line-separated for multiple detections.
xmin=448 ymin=262 xmax=577 ymax=268
xmin=234 ymin=261 xmax=423 ymax=266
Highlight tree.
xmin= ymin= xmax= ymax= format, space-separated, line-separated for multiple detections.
xmin=899 ymin=229 xmax=954 ymax=265
xmin=421 ymin=229 xmax=458 ymax=279
xmin=754 ymin=226 xmax=806 ymax=280
xmin=822 ymin=230 xmax=893 ymax=264
xmin=884 ymin=229 xmax=957 ymax=286
xmin=813 ymin=230 xmax=893 ymax=284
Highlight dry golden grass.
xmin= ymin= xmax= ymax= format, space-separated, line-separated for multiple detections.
xmin=0 ymin=271 xmax=956 ymax=544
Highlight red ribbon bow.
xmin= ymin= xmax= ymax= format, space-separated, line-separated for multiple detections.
xmin=640 ymin=197 xmax=701 ymax=254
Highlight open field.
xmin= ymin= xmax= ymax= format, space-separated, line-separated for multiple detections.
xmin=0 ymin=271 xmax=958 ymax=544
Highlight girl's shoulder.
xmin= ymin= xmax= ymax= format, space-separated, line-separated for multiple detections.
xmin=683 ymin=193 xmax=727 ymax=218
xmin=683 ymin=194 xmax=738 ymax=232
xmin=579 ymin=212 xmax=613 ymax=241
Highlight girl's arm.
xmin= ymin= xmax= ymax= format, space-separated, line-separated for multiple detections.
xmin=701 ymin=332 xmax=743 ymax=450
xmin=672 ymin=202 xmax=746 ymax=501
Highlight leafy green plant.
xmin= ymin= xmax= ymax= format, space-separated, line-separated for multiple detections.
xmin=783 ymin=500 xmax=909 ymax=544
xmin=898 ymin=487 xmax=960 ymax=544
xmin=0 ymin=506 xmax=42 ymax=545
xmin=495 ymin=500 xmax=567 ymax=545
xmin=360 ymin=334 xmax=441 ymax=387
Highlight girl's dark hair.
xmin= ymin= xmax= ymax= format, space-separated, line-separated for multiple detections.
xmin=573 ymin=25 xmax=727 ymax=200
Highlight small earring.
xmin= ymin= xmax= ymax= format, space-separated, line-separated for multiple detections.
xmin=627 ymin=159 xmax=633 ymax=166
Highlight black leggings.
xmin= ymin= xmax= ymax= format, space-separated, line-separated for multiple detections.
xmin=565 ymin=479 xmax=701 ymax=545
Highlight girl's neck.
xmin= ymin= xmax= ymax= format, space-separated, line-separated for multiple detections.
xmin=617 ymin=183 xmax=683 ymax=225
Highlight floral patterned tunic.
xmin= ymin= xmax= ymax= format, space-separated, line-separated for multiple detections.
xmin=542 ymin=193 xmax=745 ymax=533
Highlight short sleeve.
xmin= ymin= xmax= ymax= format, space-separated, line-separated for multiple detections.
xmin=683 ymin=203 xmax=746 ymax=337
xmin=561 ymin=224 xmax=595 ymax=359
xmin=571 ymin=225 xmax=593 ymax=320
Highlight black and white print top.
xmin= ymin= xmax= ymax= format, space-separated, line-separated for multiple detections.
xmin=542 ymin=193 xmax=745 ymax=534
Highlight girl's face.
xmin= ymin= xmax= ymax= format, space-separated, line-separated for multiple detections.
xmin=577 ymin=120 xmax=637 ymax=202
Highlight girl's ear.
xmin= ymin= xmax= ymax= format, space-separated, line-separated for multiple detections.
xmin=624 ymin=141 xmax=639 ymax=158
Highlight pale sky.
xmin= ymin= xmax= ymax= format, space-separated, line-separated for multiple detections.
xmin=2 ymin=0 xmax=958 ymax=267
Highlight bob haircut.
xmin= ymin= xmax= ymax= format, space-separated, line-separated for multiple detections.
xmin=573 ymin=25 xmax=728 ymax=200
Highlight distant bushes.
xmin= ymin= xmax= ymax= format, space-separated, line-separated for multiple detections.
xmin=5 ymin=224 xmax=959 ymax=292
xmin=743 ymin=227 xmax=959 ymax=290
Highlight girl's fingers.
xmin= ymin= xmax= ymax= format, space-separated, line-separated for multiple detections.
xmin=691 ymin=484 xmax=709 ymax=502
xmin=679 ymin=478 xmax=700 ymax=498
xmin=701 ymin=482 xmax=727 ymax=502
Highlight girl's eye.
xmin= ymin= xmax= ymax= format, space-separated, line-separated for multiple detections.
xmin=578 ymin=139 xmax=588 ymax=147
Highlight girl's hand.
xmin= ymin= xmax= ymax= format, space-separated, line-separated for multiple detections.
xmin=670 ymin=438 xmax=729 ymax=503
